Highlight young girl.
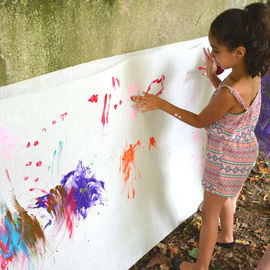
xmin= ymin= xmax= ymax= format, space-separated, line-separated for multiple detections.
xmin=131 ymin=3 xmax=270 ymax=270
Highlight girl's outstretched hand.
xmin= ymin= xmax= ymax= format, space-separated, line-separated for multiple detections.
xmin=131 ymin=91 xmax=163 ymax=113
xmin=203 ymin=47 xmax=218 ymax=78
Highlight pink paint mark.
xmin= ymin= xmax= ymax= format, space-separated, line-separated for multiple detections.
xmin=101 ymin=94 xmax=108 ymax=127
xmin=36 ymin=161 xmax=42 ymax=167
xmin=114 ymin=104 xmax=118 ymax=109
xmin=184 ymin=70 xmax=192 ymax=82
xmin=52 ymin=120 xmax=56 ymax=125
xmin=88 ymin=95 xmax=98 ymax=103
xmin=34 ymin=178 xmax=39 ymax=182
xmin=0 ymin=125 xmax=18 ymax=161
xmin=106 ymin=94 xmax=111 ymax=124
xmin=119 ymin=100 xmax=122 ymax=105
xmin=34 ymin=141 xmax=39 ymax=146
xmin=26 ymin=162 xmax=32 ymax=167
xmin=42 ymin=128 xmax=47 ymax=132
xmin=29 ymin=188 xmax=47 ymax=194
xmin=190 ymin=88 xmax=197 ymax=102
xmin=149 ymin=137 xmax=159 ymax=151
xmin=112 ymin=77 xmax=120 ymax=89
xmin=5 ymin=169 xmax=11 ymax=184
xmin=192 ymin=132 xmax=200 ymax=143
xmin=120 ymin=141 xmax=141 ymax=199
xmin=128 ymin=83 xmax=141 ymax=119
xmin=60 ymin=112 xmax=68 ymax=120
xmin=26 ymin=142 xmax=31 ymax=148
xmin=147 ymin=75 xmax=165 ymax=96
xmin=24 ymin=177 xmax=29 ymax=181
xmin=185 ymin=101 xmax=191 ymax=108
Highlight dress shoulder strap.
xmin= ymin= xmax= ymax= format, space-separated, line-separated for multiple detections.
xmin=221 ymin=84 xmax=248 ymax=110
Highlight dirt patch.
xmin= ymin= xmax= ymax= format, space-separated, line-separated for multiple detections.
xmin=129 ymin=158 xmax=270 ymax=270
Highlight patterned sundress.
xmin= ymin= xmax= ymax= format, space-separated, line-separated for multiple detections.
xmin=202 ymin=83 xmax=261 ymax=197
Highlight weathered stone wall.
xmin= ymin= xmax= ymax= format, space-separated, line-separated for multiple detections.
xmin=0 ymin=0 xmax=255 ymax=86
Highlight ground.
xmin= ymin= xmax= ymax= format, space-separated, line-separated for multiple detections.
xmin=129 ymin=158 xmax=270 ymax=270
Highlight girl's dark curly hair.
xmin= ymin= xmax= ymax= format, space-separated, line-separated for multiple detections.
xmin=210 ymin=3 xmax=270 ymax=77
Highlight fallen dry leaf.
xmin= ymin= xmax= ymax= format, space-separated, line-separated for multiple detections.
xmin=236 ymin=239 xmax=250 ymax=245
xmin=160 ymin=264 xmax=170 ymax=270
xmin=146 ymin=254 xmax=170 ymax=268
xmin=190 ymin=241 xmax=199 ymax=248
xmin=168 ymin=245 xmax=179 ymax=256
xmin=263 ymin=194 xmax=269 ymax=201
xmin=239 ymin=194 xmax=246 ymax=201
xmin=156 ymin=243 xmax=167 ymax=255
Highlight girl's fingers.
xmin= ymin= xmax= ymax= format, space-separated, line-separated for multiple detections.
xmin=203 ymin=48 xmax=209 ymax=59
xmin=207 ymin=47 xmax=211 ymax=55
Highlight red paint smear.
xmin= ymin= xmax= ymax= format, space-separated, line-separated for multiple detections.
xmin=120 ymin=141 xmax=141 ymax=199
xmin=198 ymin=66 xmax=206 ymax=70
xmin=101 ymin=94 xmax=108 ymax=127
xmin=34 ymin=141 xmax=39 ymax=146
xmin=24 ymin=177 xmax=29 ymax=181
xmin=29 ymin=188 xmax=47 ymax=194
xmin=112 ymin=77 xmax=120 ymax=88
xmin=60 ymin=112 xmax=68 ymax=120
xmin=119 ymin=100 xmax=122 ymax=105
xmin=36 ymin=161 xmax=42 ymax=167
xmin=52 ymin=120 xmax=56 ymax=125
xmin=26 ymin=142 xmax=31 ymax=148
xmin=147 ymin=75 xmax=165 ymax=96
xmin=65 ymin=187 xmax=77 ymax=239
xmin=5 ymin=169 xmax=11 ymax=184
xmin=26 ymin=162 xmax=32 ymax=167
xmin=88 ymin=95 xmax=98 ymax=103
xmin=114 ymin=104 xmax=118 ymax=109
xmin=106 ymin=94 xmax=111 ymax=124
xmin=149 ymin=137 xmax=159 ymax=151
xmin=34 ymin=178 xmax=39 ymax=182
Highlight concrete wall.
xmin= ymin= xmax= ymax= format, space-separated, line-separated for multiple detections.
xmin=0 ymin=0 xmax=256 ymax=87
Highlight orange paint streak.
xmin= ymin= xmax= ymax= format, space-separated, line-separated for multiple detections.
xmin=120 ymin=141 xmax=141 ymax=199
xmin=149 ymin=137 xmax=158 ymax=151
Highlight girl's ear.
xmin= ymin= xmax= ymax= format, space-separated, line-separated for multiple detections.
xmin=235 ymin=46 xmax=246 ymax=58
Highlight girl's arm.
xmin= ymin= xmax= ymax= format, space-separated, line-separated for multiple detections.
xmin=131 ymin=86 xmax=235 ymax=128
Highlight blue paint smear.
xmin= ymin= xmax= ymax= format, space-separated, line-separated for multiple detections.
xmin=35 ymin=161 xmax=105 ymax=220
xmin=0 ymin=214 xmax=30 ymax=259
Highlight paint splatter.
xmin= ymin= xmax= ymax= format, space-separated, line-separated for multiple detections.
xmin=60 ymin=112 xmax=68 ymax=121
xmin=101 ymin=94 xmax=111 ymax=128
xmin=147 ymin=75 xmax=166 ymax=96
xmin=0 ymin=198 xmax=45 ymax=270
xmin=26 ymin=162 xmax=32 ymax=167
xmin=0 ymin=126 xmax=18 ymax=161
xmin=34 ymin=141 xmax=39 ymax=146
xmin=127 ymin=83 xmax=141 ymax=119
xmin=149 ymin=137 xmax=159 ymax=152
xmin=112 ymin=77 xmax=120 ymax=89
xmin=36 ymin=161 xmax=42 ymax=167
xmin=52 ymin=120 xmax=56 ymax=125
xmin=120 ymin=141 xmax=141 ymax=199
xmin=88 ymin=94 xmax=98 ymax=103
xmin=34 ymin=161 xmax=106 ymax=238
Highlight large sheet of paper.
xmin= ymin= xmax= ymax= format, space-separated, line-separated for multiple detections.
xmin=0 ymin=37 xmax=222 ymax=269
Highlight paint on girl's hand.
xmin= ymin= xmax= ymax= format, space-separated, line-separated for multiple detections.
xmin=88 ymin=94 xmax=98 ymax=103
xmin=0 ymin=125 xmax=18 ymax=161
xmin=147 ymin=75 xmax=166 ymax=96
xmin=34 ymin=161 xmax=106 ymax=238
xmin=120 ymin=141 xmax=141 ymax=199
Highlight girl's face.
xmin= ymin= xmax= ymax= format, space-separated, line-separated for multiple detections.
xmin=208 ymin=32 xmax=242 ymax=70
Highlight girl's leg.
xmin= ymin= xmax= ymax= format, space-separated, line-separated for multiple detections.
xmin=180 ymin=191 xmax=227 ymax=270
xmin=217 ymin=196 xmax=234 ymax=243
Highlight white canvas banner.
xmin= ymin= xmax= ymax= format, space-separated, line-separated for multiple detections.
xmin=0 ymin=37 xmax=227 ymax=270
